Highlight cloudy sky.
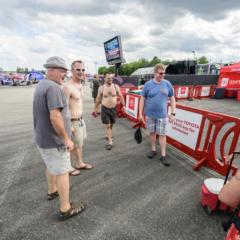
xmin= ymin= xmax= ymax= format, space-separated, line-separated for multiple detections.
xmin=0 ymin=0 xmax=240 ymax=73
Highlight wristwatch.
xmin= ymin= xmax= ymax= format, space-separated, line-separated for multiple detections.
xmin=171 ymin=113 xmax=176 ymax=116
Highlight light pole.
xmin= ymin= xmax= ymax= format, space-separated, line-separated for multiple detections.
xmin=192 ymin=51 xmax=196 ymax=61
xmin=94 ymin=61 xmax=98 ymax=74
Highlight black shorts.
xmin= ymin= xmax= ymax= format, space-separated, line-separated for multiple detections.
xmin=101 ymin=105 xmax=117 ymax=124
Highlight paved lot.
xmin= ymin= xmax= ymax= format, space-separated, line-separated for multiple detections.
xmin=0 ymin=84 xmax=234 ymax=240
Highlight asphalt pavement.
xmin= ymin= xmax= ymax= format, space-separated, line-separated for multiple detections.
xmin=0 ymin=83 xmax=232 ymax=240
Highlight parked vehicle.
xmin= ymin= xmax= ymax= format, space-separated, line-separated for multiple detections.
xmin=1 ymin=76 xmax=13 ymax=86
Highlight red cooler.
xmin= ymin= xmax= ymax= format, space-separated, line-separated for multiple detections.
xmin=201 ymin=178 xmax=228 ymax=213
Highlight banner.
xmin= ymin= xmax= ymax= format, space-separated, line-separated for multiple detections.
xmin=167 ymin=108 xmax=202 ymax=150
xmin=125 ymin=94 xmax=140 ymax=120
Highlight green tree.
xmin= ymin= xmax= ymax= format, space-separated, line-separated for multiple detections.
xmin=98 ymin=66 xmax=108 ymax=75
xmin=198 ymin=56 xmax=209 ymax=64
xmin=149 ymin=56 xmax=161 ymax=66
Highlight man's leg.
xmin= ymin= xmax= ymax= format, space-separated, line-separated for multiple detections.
xmin=159 ymin=135 xmax=166 ymax=157
xmin=46 ymin=169 xmax=57 ymax=194
xmin=106 ymin=124 xmax=113 ymax=145
xmin=56 ymin=172 xmax=71 ymax=212
xmin=147 ymin=133 xmax=157 ymax=158
xmin=150 ymin=133 xmax=157 ymax=152
xmin=159 ymin=135 xmax=170 ymax=166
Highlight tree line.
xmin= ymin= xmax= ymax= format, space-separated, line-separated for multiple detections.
xmin=98 ymin=56 xmax=209 ymax=76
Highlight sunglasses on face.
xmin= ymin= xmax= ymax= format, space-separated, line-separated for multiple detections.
xmin=74 ymin=68 xmax=85 ymax=72
xmin=157 ymin=72 xmax=165 ymax=75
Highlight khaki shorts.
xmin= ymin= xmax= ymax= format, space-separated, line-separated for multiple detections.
xmin=71 ymin=119 xmax=87 ymax=147
xmin=37 ymin=146 xmax=72 ymax=175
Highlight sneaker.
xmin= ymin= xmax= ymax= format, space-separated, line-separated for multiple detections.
xmin=147 ymin=150 xmax=157 ymax=159
xmin=160 ymin=156 xmax=170 ymax=166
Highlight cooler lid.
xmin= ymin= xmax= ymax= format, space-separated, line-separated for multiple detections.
xmin=204 ymin=178 xmax=224 ymax=194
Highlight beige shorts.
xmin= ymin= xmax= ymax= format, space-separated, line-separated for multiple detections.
xmin=37 ymin=146 xmax=72 ymax=175
xmin=71 ymin=119 xmax=87 ymax=147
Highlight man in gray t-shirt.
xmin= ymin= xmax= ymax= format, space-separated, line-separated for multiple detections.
xmin=33 ymin=56 xmax=86 ymax=221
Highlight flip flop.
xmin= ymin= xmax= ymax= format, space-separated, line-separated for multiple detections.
xmin=69 ymin=169 xmax=81 ymax=176
xmin=75 ymin=164 xmax=93 ymax=170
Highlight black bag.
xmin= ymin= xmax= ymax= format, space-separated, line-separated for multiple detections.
xmin=134 ymin=127 xmax=142 ymax=144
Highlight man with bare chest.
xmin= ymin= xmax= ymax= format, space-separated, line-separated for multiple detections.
xmin=94 ymin=73 xmax=126 ymax=150
xmin=64 ymin=60 xmax=93 ymax=176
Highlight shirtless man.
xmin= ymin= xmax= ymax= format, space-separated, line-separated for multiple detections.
xmin=64 ymin=60 xmax=93 ymax=176
xmin=93 ymin=73 xmax=126 ymax=150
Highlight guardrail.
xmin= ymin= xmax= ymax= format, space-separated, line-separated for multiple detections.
xmin=173 ymin=85 xmax=216 ymax=101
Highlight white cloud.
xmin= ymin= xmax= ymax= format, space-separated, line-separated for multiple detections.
xmin=0 ymin=1 xmax=240 ymax=72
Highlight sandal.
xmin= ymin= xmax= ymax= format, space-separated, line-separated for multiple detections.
xmin=105 ymin=144 xmax=113 ymax=150
xmin=47 ymin=191 xmax=59 ymax=201
xmin=69 ymin=169 xmax=81 ymax=176
xmin=58 ymin=202 xmax=86 ymax=221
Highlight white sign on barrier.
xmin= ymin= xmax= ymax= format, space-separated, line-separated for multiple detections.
xmin=167 ymin=108 xmax=203 ymax=150
xmin=201 ymin=86 xmax=210 ymax=97
xmin=220 ymin=78 xmax=229 ymax=87
xmin=177 ymin=86 xmax=189 ymax=98
xmin=126 ymin=95 xmax=139 ymax=119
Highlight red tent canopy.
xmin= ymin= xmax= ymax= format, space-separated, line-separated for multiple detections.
xmin=218 ymin=63 xmax=240 ymax=89
xmin=220 ymin=62 xmax=240 ymax=74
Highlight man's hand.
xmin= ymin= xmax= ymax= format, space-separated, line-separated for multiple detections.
xmin=139 ymin=114 xmax=145 ymax=125
xmin=65 ymin=138 xmax=74 ymax=152
xmin=168 ymin=114 xmax=175 ymax=122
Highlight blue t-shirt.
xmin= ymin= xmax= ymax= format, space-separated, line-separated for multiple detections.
xmin=141 ymin=79 xmax=174 ymax=119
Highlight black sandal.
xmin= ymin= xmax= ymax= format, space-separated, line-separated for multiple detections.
xmin=105 ymin=144 xmax=113 ymax=150
xmin=58 ymin=202 xmax=86 ymax=221
xmin=47 ymin=191 xmax=59 ymax=201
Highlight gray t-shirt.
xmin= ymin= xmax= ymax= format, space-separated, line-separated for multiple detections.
xmin=33 ymin=79 xmax=71 ymax=148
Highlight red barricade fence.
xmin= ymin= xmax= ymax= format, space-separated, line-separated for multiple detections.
xmin=167 ymin=104 xmax=240 ymax=176
xmin=124 ymin=92 xmax=240 ymax=176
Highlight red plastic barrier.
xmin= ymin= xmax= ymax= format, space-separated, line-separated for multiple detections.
xmin=237 ymin=91 xmax=240 ymax=102
xmin=124 ymin=92 xmax=240 ymax=176
xmin=116 ymin=86 xmax=140 ymax=118
xmin=188 ymin=85 xmax=195 ymax=100
xmin=210 ymin=85 xmax=216 ymax=97
xmin=173 ymin=85 xmax=217 ymax=101
xmin=194 ymin=85 xmax=202 ymax=99
xmin=225 ymin=89 xmax=238 ymax=98
xmin=167 ymin=103 xmax=240 ymax=176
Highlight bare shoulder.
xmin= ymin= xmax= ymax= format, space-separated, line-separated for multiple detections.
xmin=115 ymin=84 xmax=120 ymax=90
xmin=63 ymin=81 xmax=74 ymax=92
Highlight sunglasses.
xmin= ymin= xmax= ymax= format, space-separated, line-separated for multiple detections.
xmin=158 ymin=72 xmax=165 ymax=75
xmin=74 ymin=68 xmax=85 ymax=72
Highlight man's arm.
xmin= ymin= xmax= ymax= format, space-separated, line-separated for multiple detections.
xmin=139 ymin=96 xmax=145 ymax=124
xmin=170 ymin=96 xmax=176 ymax=115
xmin=116 ymin=85 xmax=126 ymax=110
xmin=50 ymin=109 xmax=73 ymax=151
xmin=63 ymin=84 xmax=71 ymax=104
xmin=94 ymin=86 xmax=102 ymax=112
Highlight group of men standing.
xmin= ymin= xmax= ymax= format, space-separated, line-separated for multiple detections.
xmin=33 ymin=56 xmax=175 ymax=221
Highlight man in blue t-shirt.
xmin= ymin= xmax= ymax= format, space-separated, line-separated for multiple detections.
xmin=139 ymin=63 xmax=176 ymax=166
